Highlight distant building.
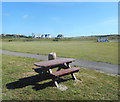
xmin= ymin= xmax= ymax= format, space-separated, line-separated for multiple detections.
xmin=48 ymin=34 xmax=52 ymax=38
xmin=32 ymin=33 xmax=52 ymax=38
xmin=97 ymin=39 xmax=109 ymax=42
xmin=97 ymin=36 xmax=109 ymax=42
xmin=32 ymin=33 xmax=41 ymax=38
xmin=41 ymin=34 xmax=45 ymax=38
xmin=56 ymin=34 xmax=63 ymax=38
xmin=45 ymin=34 xmax=52 ymax=38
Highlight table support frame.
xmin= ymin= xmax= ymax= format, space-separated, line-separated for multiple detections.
xmin=48 ymin=62 xmax=77 ymax=87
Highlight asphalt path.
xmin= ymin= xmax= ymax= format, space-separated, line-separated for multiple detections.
xmin=0 ymin=49 xmax=119 ymax=75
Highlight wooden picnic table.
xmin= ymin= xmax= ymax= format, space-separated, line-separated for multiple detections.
xmin=34 ymin=58 xmax=75 ymax=67
xmin=33 ymin=58 xmax=80 ymax=87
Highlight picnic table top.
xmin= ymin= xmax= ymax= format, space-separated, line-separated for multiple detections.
xmin=34 ymin=58 xmax=76 ymax=67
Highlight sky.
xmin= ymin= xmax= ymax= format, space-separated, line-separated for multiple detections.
xmin=2 ymin=2 xmax=118 ymax=37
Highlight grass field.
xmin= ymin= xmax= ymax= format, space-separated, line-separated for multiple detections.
xmin=2 ymin=54 xmax=118 ymax=100
xmin=2 ymin=40 xmax=118 ymax=65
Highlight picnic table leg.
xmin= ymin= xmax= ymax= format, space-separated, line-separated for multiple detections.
xmin=49 ymin=69 xmax=52 ymax=73
xmin=48 ymin=69 xmax=59 ymax=88
xmin=71 ymin=73 xmax=77 ymax=80
xmin=56 ymin=64 xmax=64 ymax=71
xmin=53 ymin=79 xmax=59 ymax=88
xmin=67 ymin=63 xmax=77 ymax=80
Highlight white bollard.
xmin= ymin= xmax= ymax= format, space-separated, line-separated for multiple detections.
xmin=48 ymin=52 xmax=56 ymax=60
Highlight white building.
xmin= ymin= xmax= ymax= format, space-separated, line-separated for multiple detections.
xmin=47 ymin=34 xmax=52 ymax=38
xmin=40 ymin=34 xmax=52 ymax=38
xmin=41 ymin=34 xmax=45 ymax=38
xmin=44 ymin=34 xmax=52 ymax=38
xmin=32 ymin=34 xmax=41 ymax=38
xmin=32 ymin=33 xmax=52 ymax=38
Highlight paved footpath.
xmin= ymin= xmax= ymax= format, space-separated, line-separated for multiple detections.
xmin=0 ymin=49 xmax=119 ymax=75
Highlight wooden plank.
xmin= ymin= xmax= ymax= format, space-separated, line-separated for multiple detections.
xmin=50 ymin=67 xmax=80 ymax=77
xmin=34 ymin=58 xmax=75 ymax=67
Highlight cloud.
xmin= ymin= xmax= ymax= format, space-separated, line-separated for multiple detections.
xmin=23 ymin=14 xmax=29 ymax=19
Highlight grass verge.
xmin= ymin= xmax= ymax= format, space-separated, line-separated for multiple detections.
xmin=2 ymin=54 xmax=118 ymax=100
xmin=2 ymin=40 xmax=119 ymax=65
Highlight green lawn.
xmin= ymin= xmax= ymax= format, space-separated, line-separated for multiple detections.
xmin=2 ymin=40 xmax=118 ymax=65
xmin=2 ymin=54 xmax=118 ymax=100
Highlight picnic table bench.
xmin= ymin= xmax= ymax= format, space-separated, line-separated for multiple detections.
xmin=33 ymin=58 xmax=80 ymax=87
